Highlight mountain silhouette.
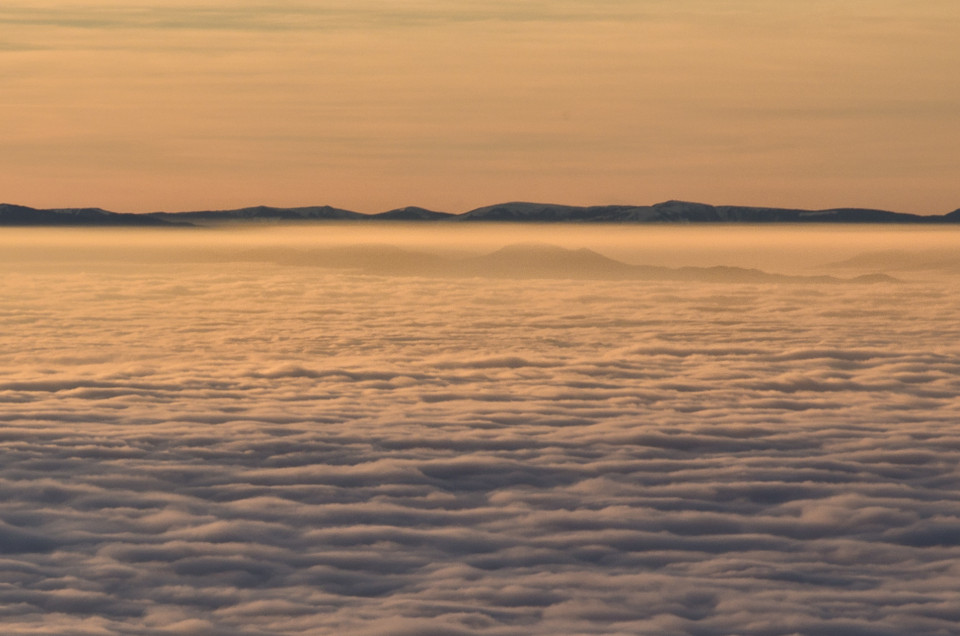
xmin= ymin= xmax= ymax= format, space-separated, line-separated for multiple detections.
xmin=0 ymin=203 xmax=182 ymax=226
xmin=3 ymin=200 xmax=957 ymax=226
xmin=246 ymin=243 xmax=898 ymax=284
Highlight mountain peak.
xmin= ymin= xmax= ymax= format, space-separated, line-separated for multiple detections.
xmin=373 ymin=206 xmax=454 ymax=220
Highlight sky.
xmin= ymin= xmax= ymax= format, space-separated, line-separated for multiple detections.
xmin=2 ymin=0 xmax=959 ymax=213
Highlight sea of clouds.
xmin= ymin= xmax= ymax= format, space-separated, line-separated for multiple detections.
xmin=2 ymin=228 xmax=960 ymax=635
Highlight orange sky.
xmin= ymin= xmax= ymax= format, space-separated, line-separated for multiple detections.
xmin=2 ymin=0 xmax=958 ymax=214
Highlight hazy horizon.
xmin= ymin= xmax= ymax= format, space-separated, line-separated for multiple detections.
xmin=7 ymin=198 xmax=960 ymax=216
xmin=5 ymin=222 xmax=960 ymax=274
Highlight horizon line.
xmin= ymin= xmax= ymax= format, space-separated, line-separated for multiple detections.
xmin=4 ymin=199 xmax=960 ymax=217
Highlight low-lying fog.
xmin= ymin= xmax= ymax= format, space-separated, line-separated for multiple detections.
xmin=3 ymin=222 xmax=960 ymax=275
xmin=2 ymin=224 xmax=959 ymax=635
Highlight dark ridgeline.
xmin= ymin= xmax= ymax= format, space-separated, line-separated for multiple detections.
xmin=453 ymin=200 xmax=960 ymax=223
xmin=149 ymin=205 xmax=365 ymax=224
xmin=0 ymin=203 xmax=177 ymax=226
xmin=372 ymin=206 xmax=455 ymax=221
xmin=3 ymin=200 xmax=960 ymax=226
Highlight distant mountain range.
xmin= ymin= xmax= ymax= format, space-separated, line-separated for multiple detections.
xmin=0 ymin=203 xmax=180 ymax=226
xmin=3 ymin=200 xmax=960 ymax=226
xmin=192 ymin=242 xmax=902 ymax=284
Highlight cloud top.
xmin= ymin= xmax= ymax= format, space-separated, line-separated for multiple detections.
xmin=1 ymin=229 xmax=959 ymax=634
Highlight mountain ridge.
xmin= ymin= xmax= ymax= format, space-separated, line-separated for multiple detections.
xmin=242 ymin=242 xmax=901 ymax=284
xmin=0 ymin=203 xmax=182 ymax=226
xmin=3 ymin=200 xmax=959 ymax=226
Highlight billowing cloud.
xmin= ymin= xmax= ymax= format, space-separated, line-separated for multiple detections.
xmin=1 ymin=228 xmax=960 ymax=634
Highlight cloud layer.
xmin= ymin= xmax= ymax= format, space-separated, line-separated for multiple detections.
xmin=2 ymin=233 xmax=960 ymax=634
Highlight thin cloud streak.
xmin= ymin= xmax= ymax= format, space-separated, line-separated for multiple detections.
xmin=0 ymin=1 xmax=658 ymax=34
